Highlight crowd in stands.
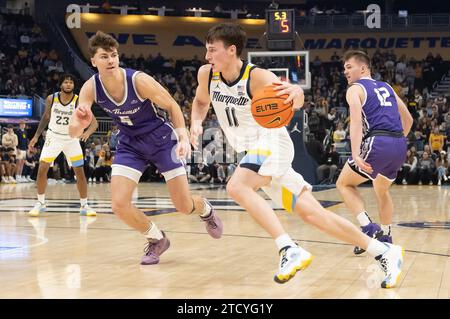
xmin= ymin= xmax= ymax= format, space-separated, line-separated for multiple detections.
xmin=0 ymin=12 xmax=75 ymax=99
xmin=92 ymin=0 xmax=448 ymax=20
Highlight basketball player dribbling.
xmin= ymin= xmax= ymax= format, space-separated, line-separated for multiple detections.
xmin=69 ymin=31 xmax=223 ymax=265
xmin=191 ymin=23 xmax=404 ymax=288
xmin=336 ymin=50 xmax=413 ymax=255
xmin=28 ymin=74 xmax=98 ymax=217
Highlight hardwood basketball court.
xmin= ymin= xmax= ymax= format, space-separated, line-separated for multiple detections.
xmin=0 ymin=182 xmax=448 ymax=298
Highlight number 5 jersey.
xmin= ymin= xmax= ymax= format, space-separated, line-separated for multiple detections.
xmin=93 ymin=68 xmax=168 ymax=137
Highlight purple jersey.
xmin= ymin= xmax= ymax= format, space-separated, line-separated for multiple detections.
xmin=352 ymin=78 xmax=403 ymax=136
xmin=348 ymin=77 xmax=407 ymax=180
xmin=93 ymin=68 xmax=167 ymax=137
xmin=93 ymin=68 xmax=183 ymax=177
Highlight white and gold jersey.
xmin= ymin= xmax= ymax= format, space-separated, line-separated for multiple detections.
xmin=48 ymin=93 xmax=78 ymax=136
xmin=208 ymin=62 xmax=286 ymax=153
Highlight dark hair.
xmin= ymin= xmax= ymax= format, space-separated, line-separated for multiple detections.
xmin=88 ymin=30 xmax=119 ymax=57
xmin=343 ymin=50 xmax=371 ymax=69
xmin=7 ymin=124 xmax=13 ymax=129
xmin=206 ymin=23 xmax=246 ymax=57
xmin=58 ymin=73 xmax=77 ymax=88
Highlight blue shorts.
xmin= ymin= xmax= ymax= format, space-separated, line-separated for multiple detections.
xmin=348 ymin=135 xmax=407 ymax=180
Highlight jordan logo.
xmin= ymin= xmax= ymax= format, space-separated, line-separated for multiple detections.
xmin=290 ymin=123 xmax=301 ymax=133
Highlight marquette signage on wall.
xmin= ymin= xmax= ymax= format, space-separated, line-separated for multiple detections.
xmin=68 ymin=14 xmax=450 ymax=60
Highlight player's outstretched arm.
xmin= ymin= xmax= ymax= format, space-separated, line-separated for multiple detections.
xmin=29 ymin=95 xmax=52 ymax=150
xmin=394 ymin=92 xmax=413 ymax=137
xmin=346 ymin=84 xmax=373 ymax=174
xmin=135 ymin=72 xmax=191 ymax=159
xmin=69 ymin=78 xmax=95 ymax=138
xmin=190 ymin=64 xmax=213 ymax=150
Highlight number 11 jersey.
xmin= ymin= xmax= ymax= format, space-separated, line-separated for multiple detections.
xmin=208 ymin=62 xmax=287 ymax=153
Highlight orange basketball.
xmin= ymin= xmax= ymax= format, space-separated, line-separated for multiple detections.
xmin=251 ymin=84 xmax=294 ymax=128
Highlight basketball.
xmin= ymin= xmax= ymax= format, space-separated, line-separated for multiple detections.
xmin=251 ymin=84 xmax=294 ymax=128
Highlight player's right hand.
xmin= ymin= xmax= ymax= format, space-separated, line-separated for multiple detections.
xmin=354 ymin=156 xmax=373 ymax=174
xmin=73 ymin=104 xmax=93 ymax=129
xmin=189 ymin=123 xmax=203 ymax=150
xmin=28 ymin=136 xmax=37 ymax=151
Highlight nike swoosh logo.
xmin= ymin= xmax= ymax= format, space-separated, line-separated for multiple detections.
xmin=267 ymin=116 xmax=281 ymax=125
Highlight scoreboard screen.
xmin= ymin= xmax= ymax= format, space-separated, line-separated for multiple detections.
xmin=266 ymin=9 xmax=295 ymax=40
xmin=0 ymin=98 xmax=33 ymax=117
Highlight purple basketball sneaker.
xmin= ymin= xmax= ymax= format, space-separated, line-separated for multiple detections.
xmin=141 ymin=231 xmax=170 ymax=265
xmin=377 ymin=234 xmax=393 ymax=244
xmin=200 ymin=200 xmax=223 ymax=239
xmin=354 ymin=222 xmax=384 ymax=255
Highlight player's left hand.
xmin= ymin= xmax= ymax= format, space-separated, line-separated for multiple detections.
xmin=175 ymin=129 xmax=191 ymax=160
xmin=273 ymin=82 xmax=305 ymax=110
xmin=354 ymin=156 xmax=373 ymax=174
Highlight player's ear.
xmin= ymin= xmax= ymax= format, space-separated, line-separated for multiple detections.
xmin=91 ymin=58 xmax=96 ymax=68
xmin=228 ymin=44 xmax=236 ymax=56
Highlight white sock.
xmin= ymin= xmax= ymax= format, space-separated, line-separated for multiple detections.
xmin=275 ymin=234 xmax=296 ymax=251
xmin=381 ymin=224 xmax=391 ymax=236
xmin=80 ymin=198 xmax=88 ymax=207
xmin=143 ymin=222 xmax=163 ymax=240
xmin=356 ymin=211 xmax=371 ymax=226
xmin=199 ymin=199 xmax=212 ymax=217
xmin=366 ymin=238 xmax=389 ymax=257
xmin=37 ymin=194 xmax=45 ymax=204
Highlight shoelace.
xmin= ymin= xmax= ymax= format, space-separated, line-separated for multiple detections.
xmin=206 ymin=217 xmax=218 ymax=229
xmin=280 ymin=250 xmax=288 ymax=268
xmin=143 ymin=239 xmax=158 ymax=255
xmin=379 ymin=257 xmax=388 ymax=274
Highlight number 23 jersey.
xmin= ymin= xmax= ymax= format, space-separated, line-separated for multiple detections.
xmin=48 ymin=92 xmax=78 ymax=135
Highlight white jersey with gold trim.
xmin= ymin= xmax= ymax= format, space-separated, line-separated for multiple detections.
xmin=48 ymin=93 xmax=78 ymax=136
xmin=208 ymin=62 xmax=287 ymax=153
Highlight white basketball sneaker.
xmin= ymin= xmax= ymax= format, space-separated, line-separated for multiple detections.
xmin=376 ymin=243 xmax=405 ymax=288
xmin=80 ymin=204 xmax=97 ymax=217
xmin=274 ymin=245 xmax=313 ymax=284
xmin=28 ymin=202 xmax=46 ymax=217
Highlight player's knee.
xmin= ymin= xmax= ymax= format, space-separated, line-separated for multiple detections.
xmin=335 ymin=178 xmax=348 ymax=192
xmin=226 ymin=180 xmax=241 ymax=199
xmin=111 ymin=197 xmax=130 ymax=217
xmin=38 ymin=166 xmax=49 ymax=176
xmin=296 ymin=206 xmax=319 ymax=226
xmin=74 ymin=167 xmax=86 ymax=178
xmin=374 ymin=187 xmax=390 ymax=198
xmin=299 ymin=211 xmax=315 ymax=225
